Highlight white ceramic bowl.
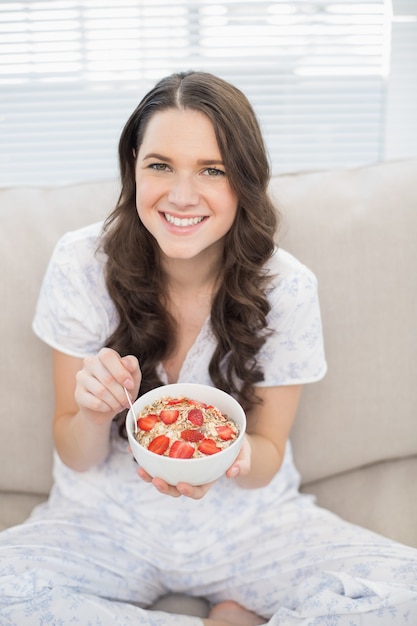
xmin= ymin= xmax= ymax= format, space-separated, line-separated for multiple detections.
xmin=126 ymin=383 xmax=246 ymax=486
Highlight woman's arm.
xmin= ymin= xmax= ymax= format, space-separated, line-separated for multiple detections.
xmin=231 ymin=383 xmax=302 ymax=489
xmin=52 ymin=348 xmax=141 ymax=472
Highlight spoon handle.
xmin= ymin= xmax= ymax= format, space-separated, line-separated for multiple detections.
xmin=124 ymin=387 xmax=137 ymax=434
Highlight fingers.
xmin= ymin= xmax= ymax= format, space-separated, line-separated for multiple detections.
xmin=137 ymin=466 xmax=153 ymax=483
xmin=176 ymin=481 xmax=214 ymax=499
xmin=226 ymin=436 xmax=251 ymax=480
xmin=137 ymin=467 xmax=182 ymax=498
xmin=136 ymin=466 xmax=214 ymax=499
xmin=152 ymin=477 xmax=184 ymax=498
xmin=152 ymin=478 xmax=214 ymax=499
xmin=121 ymin=354 xmax=141 ymax=390
xmin=75 ymin=348 xmax=141 ymax=417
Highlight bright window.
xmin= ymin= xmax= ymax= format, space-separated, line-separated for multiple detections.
xmin=0 ymin=0 xmax=416 ymax=186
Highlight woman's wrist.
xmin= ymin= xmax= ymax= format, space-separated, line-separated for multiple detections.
xmin=231 ymin=433 xmax=282 ymax=489
xmin=54 ymin=410 xmax=113 ymax=472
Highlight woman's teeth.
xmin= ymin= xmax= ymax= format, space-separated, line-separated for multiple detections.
xmin=165 ymin=214 xmax=204 ymax=227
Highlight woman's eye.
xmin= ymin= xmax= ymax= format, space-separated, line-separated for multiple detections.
xmin=149 ymin=163 xmax=170 ymax=171
xmin=205 ymin=167 xmax=225 ymax=177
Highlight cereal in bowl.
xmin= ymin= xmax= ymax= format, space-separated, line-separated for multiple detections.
xmin=134 ymin=396 xmax=239 ymax=458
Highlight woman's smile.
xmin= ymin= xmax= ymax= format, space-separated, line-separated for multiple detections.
xmin=162 ymin=212 xmax=207 ymax=229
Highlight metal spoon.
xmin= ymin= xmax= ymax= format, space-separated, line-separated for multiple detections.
xmin=124 ymin=387 xmax=137 ymax=434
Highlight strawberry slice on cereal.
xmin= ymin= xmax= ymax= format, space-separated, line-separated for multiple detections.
xmin=181 ymin=429 xmax=204 ymax=442
xmin=137 ymin=414 xmax=158 ymax=431
xmin=166 ymin=397 xmax=184 ymax=405
xmin=148 ymin=434 xmax=170 ymax=455
xmin=169 ymin=440 xmax=194 ymax=458
xmin=187 ymin=408 xmax=204 ymax=426
xmin=215 ymin=425 xmax=235 ymax=441
xmin=159 ymin=409 xmax=179 ymax=424
xmin=198 ymin=438 xmax=222 ymax=455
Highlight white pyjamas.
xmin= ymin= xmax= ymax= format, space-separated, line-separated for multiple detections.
xmin=1 ymin=222 xmax=416 ymax=625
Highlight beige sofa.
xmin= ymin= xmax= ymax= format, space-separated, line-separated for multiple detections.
xmin=1 ymin=159 xmax=416 ymax=556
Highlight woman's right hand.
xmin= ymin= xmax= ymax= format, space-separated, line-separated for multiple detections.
xmin=52 ymin=347 xmax=141 ymax=471
xmin=74 ymin=347 xmax=142 ymax=424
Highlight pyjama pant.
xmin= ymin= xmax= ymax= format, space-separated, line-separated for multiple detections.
xmin=1 ymin=491 xmax=416 ymax=625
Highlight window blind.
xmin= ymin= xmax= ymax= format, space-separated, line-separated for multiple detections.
xmin=384 ymin=0 xmax=417 ymax=160
xmin=0 ymin=0 xmax=411 ymax=187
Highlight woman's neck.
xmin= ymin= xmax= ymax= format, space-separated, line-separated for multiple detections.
xmin=160 ymin=252 xmax=222 ymax=384
xmin=162 ymin=249 xmax=223 ymax=299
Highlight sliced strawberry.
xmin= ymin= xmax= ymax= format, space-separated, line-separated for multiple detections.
xmin=215 ymin=425 xmax=235 ymax=441
xmin=137 ymin=414 xmax=158 ymax=431
xmin=169 ymin=440 xmax=194 ymax=459
xmin=187 ymin=408 xmax=204 ymax=426
xmin=181 ymin=429 xmax=204 ymax=442
xmin=166 ymin=397 xmax=184 ymax=405
xmin=188 ymin=398 xmax=207 ymax=408
xmin=198 ymin=438 xmax=222 ymax=455
xmin=159 ymin=409 xmax=179 ymax=424
xmin=148 ymin=434 xmax=170 ymax=455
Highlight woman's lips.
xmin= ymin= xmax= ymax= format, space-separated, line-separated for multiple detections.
xmin=163 ymin=212 xmax=206 ymax=228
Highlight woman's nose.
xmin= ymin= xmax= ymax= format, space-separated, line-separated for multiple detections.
xmin=167 ymin=175 xmax=199 ymax=207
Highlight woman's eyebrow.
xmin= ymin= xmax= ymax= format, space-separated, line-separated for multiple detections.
xmin=196 ymin=159 xmax=225 ymax=166
xmin=142 ymin=152 xmax=171 ymax=161
xmin=142 ymin=153 xmax=224 ymax=166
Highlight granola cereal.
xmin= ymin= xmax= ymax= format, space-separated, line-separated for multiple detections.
xmin=134 ymin=396 xmax=239 ymax=458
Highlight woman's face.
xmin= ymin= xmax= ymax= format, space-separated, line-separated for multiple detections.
xmin=135 ymin=108 xmax=238 ymax=263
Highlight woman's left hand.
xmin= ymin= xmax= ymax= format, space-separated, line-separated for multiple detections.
xmin=136 ymin=435 xmax=252 ymax=499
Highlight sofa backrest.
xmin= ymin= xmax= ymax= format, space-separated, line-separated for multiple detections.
xmin=272 ymin=159 xmax=417 ymax=483
xmin=0 ymin=181 xmax=118 ymax=496
xmin=1 ymin=159 xmax=416 ymax=498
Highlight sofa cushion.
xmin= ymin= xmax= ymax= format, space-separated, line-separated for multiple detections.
xmin=301 ymin=456 xmax=417 ymax=548
xmin=0 ymin=493 xmax=47 ymax=532
xmin=0 ymin=181 xmax=119 ymax=497
xmin=271 ymin=159 xmax=417 ymax=483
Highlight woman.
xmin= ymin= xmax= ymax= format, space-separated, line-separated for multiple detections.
xmin=0 ymin=71 xmax=416 ymax=626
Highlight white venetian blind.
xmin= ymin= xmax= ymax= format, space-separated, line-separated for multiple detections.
xmin=384 ymin=0 xmax=417 ymax=159
xmin=0 ymin=0 xmax=409 ymax=186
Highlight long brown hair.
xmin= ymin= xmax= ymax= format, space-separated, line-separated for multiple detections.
xmin=101 ymin=71 xmax=279 ymax=426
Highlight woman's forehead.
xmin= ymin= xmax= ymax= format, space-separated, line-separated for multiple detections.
xmin=138 ymin=109 xmax=222 ymax=159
